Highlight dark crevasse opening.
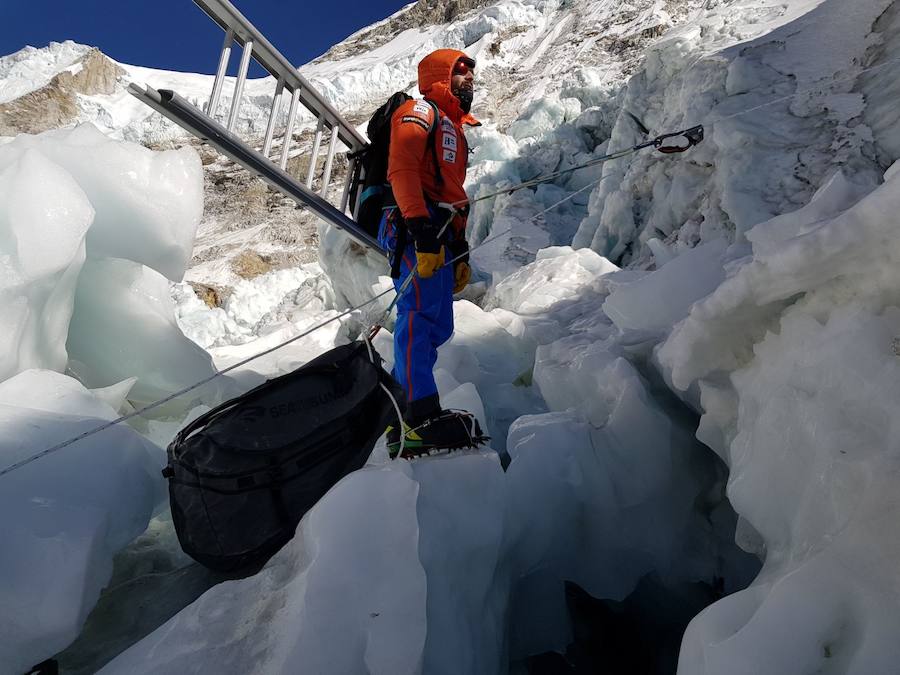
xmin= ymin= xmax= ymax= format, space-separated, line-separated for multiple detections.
xmin=529 ymin=576 xmax=722 ymax=675
xmin=511 ymin=372 xmax=763 ymax=675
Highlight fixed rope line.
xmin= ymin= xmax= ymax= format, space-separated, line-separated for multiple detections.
xmin=711 ymin=56 xmax=900 ymax=124
xmin=0 ymin=174 xmax=614 ymax=479
xmin=370 ymin=170 xmax=613 ymax=337
xmin=0 ymin=103 xmax=711 ymax=478
xmin=0 ymin=287 xmax=395 ymax=479
xmin=454 ymin=124 xmax=703 ymax=208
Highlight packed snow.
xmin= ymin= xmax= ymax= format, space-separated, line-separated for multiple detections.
xmin=2 ymin=0 xmax=900 ymax=673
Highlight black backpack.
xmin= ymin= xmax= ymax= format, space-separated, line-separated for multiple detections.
xmin=163 ymin=341 xmax=404 ymax=572
xmin=348 ymin=92 xmax=443 ymax=238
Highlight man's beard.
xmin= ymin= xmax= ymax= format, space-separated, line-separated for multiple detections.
xmin=453 ymin=86 xmax=474 ymax=113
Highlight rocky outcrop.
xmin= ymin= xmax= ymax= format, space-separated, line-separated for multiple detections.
xmin=188 ymin=282 xmax=232 ymax=308
xmin=0 ymin=48 xmax=124 ymax=135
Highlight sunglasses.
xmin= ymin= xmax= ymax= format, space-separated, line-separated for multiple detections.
xmin=453 ymin=57 xmax=476 ymax=76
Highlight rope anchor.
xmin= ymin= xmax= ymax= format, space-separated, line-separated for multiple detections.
xmin=654 ymin=125 xmax=704 ymax=154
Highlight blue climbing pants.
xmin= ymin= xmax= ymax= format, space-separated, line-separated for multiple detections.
xmin=378 ymin=208 xmax=454 ymax=407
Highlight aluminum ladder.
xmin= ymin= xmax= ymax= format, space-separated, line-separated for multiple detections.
xmin=127 ymin=0 xmax=382 ymax=253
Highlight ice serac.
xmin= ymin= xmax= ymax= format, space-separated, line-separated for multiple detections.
xmin=0 ymin=370 xmax=162 ymax=675
xmin=410 ymin=453 xmax=507 ymax=675
xmin=485 ymin=246 xmax=619 ymax=316
xmin=471 ymin=245 xmax=757 ymax=665
xmin=66 ymin=257 xmax=227 ymax=408
xmin=666 ymin=163 xmax=900 ymax=671
xmin=0 ymin=147 xmax=93 ymax=383
xmin=679 ymin=309 xmax=900 ymax=674
xmin=603 ymin=238 xmax=729 ymax=335
xmin=99 ymin=468 xmax=428 ymax=675
xmin=572 ymin=0 xmax=890 ymax=266
xmin=0 ymin=123 xmax=202 ymax=280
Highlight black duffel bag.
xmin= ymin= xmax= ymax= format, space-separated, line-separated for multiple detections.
xmin=163 ymin=340 xmax=404 ymax=573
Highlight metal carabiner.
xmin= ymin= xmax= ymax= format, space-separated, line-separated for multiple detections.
xmin=654 ymin=125 xmax=705 ymax=154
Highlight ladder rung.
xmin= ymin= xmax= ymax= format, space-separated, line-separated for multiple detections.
xmin=207 ymin=27 xmax=234 ymax=118
xmin=261 ymin=78 xmax=285 ymax=158
xmin=137 ymin=0 xmax=382 ymax=252
xmin=127 ymin=85 xmax=384 ymax=253
xmin=193 ymin=0 xmax=367 ymax=150
xmin=279 ymin=88 xmax=301 ymax=170
xmin=319 ymin=126 xmax=339 ymax=198
xmin=350 ymin=159 xmax=367 ymax=219
xmin=306 ymin=118 xmax=325 ymax=189
xmin=339 ymin=155 xmax=355 ymax=214
xmin=227 ymin=39 xmax=254 ymax=132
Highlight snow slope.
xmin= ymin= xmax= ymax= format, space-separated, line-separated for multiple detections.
xmin=2 ymin=0 xmax=900 ymax=673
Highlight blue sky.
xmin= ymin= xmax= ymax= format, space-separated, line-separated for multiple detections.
xmin=4 ymin=0 xmax=410 ymax=74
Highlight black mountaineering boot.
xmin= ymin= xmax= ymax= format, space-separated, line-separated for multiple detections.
xmin=386 ymin=393 xmax=441 ymax=459
xmin=388 ymin=408 xmax=489 ymax=459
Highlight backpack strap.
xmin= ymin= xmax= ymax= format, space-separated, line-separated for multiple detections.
xmin=424 ymin=99 xmax=444 ymax=186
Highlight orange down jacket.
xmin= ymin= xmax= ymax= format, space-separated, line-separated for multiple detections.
xmin=387 ymin=49 xmax=481 ymax=231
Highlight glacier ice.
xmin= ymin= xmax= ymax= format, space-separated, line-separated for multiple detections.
xmin=99 ymin=468 xmax=429 ymax=675
xmin=666 ymin=163 xmax=900 ymax=673
xmin=66 ymin=257 xmax=228 ymax=409
xmin=5 ymin=0 xmax=900 ymax=672
xmin=602 ymin=237 xmax=729 ymax=335
xmin=0 ymin=148 xmax=93 ymax=382
xmin=0 ymin=122 xmax=223 ymax=672
xmin=484 ymin=246 xmax=618 ymax=316
xmin=0 ymin=123 xmax=203 ymax=280
xmin=0 ymin=370 xmax=163 ymax=675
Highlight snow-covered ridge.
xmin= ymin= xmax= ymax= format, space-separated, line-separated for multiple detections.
xmin=0 ymin=41 xmax=93 ymax=104
xmin=0 ymin=0 xmax=684 ymax=144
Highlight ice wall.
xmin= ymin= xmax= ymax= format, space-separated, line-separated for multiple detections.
xmin=105 ymin=245 xmax=754 ymax=673
xmin=0 ymin=370 xmax=163 ymax=674
xmin=573 ymin=0 xmax=895 ymax=265
xmin=0 ymin=123 xmax=212 ymax=395
xmin=0 ymin=149 xmax=92 ymax=382
xmin=0 ymin=123 xmax=202 ymax=280
xmin=66 ymin=258 xmax=226 ymax=407
xmin=659 ymin=162 xmax=900 ymax=673
xmin=0 ymin=123 xmax=216 ymax=671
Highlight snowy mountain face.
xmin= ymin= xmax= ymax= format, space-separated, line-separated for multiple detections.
xmin=0 ymin=0 xmax=709 ymax=291
xmin=2 ymin=0 xmax=900 ymax=673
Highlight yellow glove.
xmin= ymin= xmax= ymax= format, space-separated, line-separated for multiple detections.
xmin=415 ymin=246 xmax=445 ymax=278
xmin=453 ymin=261 xmax=471 ymax=293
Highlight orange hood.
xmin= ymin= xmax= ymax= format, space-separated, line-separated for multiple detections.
xmin=417 ymin=49 xmax=480 ymax=127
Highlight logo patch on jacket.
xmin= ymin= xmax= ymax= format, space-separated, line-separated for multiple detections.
xmin=401 ymin=115 xmax=430 ymax=131
xmin=413 ymin=101 xmax=432 ymax=117
xmin=440 ymin=118 xmax=458 ymax=164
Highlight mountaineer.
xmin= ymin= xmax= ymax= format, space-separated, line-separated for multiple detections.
xmin=378 ymin=48 xmax=486 ymax=457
